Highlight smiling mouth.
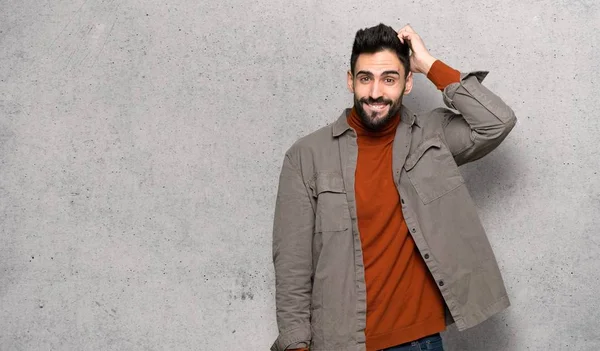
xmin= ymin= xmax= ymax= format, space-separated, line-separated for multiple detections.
xmin=365 ymin=102 xmax=389 ymax=111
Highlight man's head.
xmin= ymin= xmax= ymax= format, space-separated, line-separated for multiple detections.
xmin=347 ymin=23 xmax=413 ymax=130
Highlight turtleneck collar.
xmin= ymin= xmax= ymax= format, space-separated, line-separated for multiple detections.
xmin=347 ymin=106 xmax=401 ymax=144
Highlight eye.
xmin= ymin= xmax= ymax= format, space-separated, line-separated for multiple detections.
xmin=384 ymin=77 xmax=396 ymax=84
xmin=359 ymin=76 xmax=371 ymax=83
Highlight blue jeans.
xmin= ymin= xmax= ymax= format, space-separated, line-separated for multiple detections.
xmin=381 ymin=333 xmax=444 ymax=351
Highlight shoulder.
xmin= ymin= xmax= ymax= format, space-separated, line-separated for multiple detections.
xmin=288 ymin=123 xmax=333 ymax=152
xmin=284 ymin=123 xmax=337 ymax=168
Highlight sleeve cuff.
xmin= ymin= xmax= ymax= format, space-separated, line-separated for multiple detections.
xmin=271 ymin=325 xmax=311 ymax=351
xmin=287 ymin=341 xmax=309 ymax=350
xmin=442 ymin=70 xmax=490 ymax=110
xmin=427 ymin=60 xmax=461 ymax=91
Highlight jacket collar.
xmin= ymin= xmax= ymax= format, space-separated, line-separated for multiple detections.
xmin=332 ymin=105 xmax=418 ymax=138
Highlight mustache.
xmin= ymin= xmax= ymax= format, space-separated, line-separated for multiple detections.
xmin=359 ymin=97 xmax=393 ymax=105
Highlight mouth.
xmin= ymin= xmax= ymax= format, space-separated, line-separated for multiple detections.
xmin=363 ymin=102 xmax=390 ymax=114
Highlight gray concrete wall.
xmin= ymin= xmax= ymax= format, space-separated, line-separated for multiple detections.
xmin=1 ymin=0 xmax=598 ymax=350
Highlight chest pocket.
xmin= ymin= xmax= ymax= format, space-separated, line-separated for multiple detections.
xmin=404 ymin=136 xmax=464 ymax=204
xmin=309 ymin=172 xmax=349 ymax=233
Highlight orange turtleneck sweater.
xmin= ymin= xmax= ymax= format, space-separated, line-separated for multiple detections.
xmin=289 ymin=60 xmax=460 ymax=351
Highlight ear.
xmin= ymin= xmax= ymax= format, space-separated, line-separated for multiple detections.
xmin=347 ymin=70 xmax=354 ymax=93
xmin=403 ymin=71 xmax=414 ymax=95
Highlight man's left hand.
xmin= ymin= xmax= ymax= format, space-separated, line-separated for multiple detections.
xmin=397 ymin=24 xmax=438 ymax=75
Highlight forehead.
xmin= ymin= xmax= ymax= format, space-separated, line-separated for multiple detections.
xmin=355 ymin=49 xmax=404 ymax=75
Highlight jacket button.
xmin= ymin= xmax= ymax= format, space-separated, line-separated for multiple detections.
xmin=401 ymin=199 xmax=405 ymax=204
xmin=411 ymin=228 xmax=416 ymax=233
xmin=438 ymin=280 xmax=444 ymax=287
xmin=424 ymin=254 xmax=430 ymax=259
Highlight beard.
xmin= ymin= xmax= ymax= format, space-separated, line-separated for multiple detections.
xmin=354 ymin=93 xmax=404 ymax=131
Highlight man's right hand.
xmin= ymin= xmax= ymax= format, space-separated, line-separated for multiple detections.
xmin=397 ymin=24 xmax=437 ymax=75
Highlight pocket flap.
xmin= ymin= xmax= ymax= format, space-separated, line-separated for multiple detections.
xmin=309 ymin=172 xmax=345 ymax=197
xmin=404 ymin=136 xmax=442 ymax=171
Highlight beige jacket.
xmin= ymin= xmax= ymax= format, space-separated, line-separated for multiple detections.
xmin=271 ymin=71 xmax=517 ymax=351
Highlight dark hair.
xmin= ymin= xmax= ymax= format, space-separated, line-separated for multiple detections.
xmin=350 ymin=23 xmax=410 ymax=77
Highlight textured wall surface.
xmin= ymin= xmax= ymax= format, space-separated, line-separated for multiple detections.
xmin=1 ymin=0 xmax=599 ymax=350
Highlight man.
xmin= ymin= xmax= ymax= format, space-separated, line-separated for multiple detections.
xmin=271 ymin=23 xmax=516 ymax=351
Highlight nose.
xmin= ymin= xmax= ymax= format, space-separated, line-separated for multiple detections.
xmin=369 ymin=81 xmax=383 ymax=100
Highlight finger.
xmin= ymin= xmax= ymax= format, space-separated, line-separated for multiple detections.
xmin=397 ymin=25 xmax=411 ymax=38
xmin=397 ymin=24 xmax=409 ymax=32
xmin=397 ymin=30 xmax=412 ymax=43
xmin=400 ymin=31 xmax=413 ymax=43
xmin=397 ymin=31 xmax=405 ymax=44
xmin=397 ymin=28 xmax=405 ymax=43
xmin=397 ymin=24 xmax=414 ymax=36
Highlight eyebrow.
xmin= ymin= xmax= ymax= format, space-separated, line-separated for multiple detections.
xmin=356 ymin=70 xmax=401 ymax=77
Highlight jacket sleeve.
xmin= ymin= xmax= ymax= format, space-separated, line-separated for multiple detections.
xmin=271 ymin=152 xmax=314 ymax=351
xmin=440 ymin=71 xmax=517 ymax=166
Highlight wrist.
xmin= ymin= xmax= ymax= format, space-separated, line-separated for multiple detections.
xmin=420 ymin=55 xmax=438 ymax=75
